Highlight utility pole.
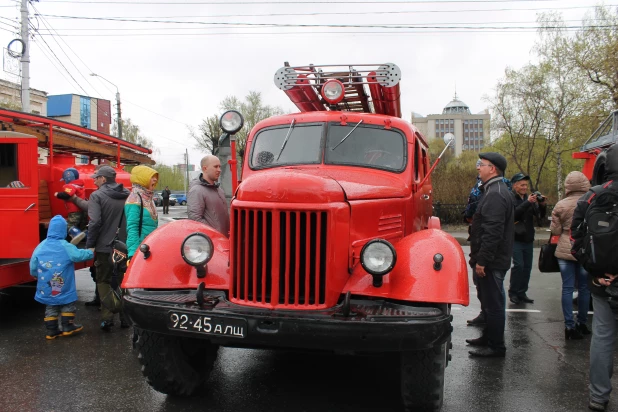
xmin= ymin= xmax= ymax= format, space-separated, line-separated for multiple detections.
xmin=20 ymin=0 xmax=30 ymax=113
xmin=116 ymin=90 xmax=122 ymax=139
xmin=184 ymin=149 xmax=189 ymax=212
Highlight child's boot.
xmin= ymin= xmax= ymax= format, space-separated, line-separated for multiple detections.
xmin=68 ymin=226 xmax=86 ymax=245
xmin=44 ymin=317 xmax=62 ymax=340
xmin=61 ymin=313 xmax=83 ymax=336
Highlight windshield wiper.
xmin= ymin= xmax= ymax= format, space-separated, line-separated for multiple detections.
xmin=276 ymin=119 xmax=296 ymax=161
xmin=331 ymin=119 xmax=363 ymax=151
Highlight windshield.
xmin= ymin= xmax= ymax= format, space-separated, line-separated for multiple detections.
xmin=250 ymin=124 xmax=323 ymax=168
xmin=325 ymin=123 xmax=406 ymax=171
xmin=249 ymin=122 xmax=406 ymax=172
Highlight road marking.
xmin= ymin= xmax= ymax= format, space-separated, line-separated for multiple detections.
xmin=506 ymin=309 xmax=541 ymax=313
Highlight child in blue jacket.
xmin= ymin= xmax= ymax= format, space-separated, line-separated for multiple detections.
xmin=30 ymin=215 xmax=94 ymax=340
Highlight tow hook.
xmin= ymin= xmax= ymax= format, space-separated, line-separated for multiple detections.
xmin=196 ymin=282 xmax=219 ymax=308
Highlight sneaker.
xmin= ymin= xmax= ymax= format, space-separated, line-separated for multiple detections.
xmin=84 ymin=298 xmax=101 ymax=307
xmin=465 ymin=336 xmax=489 ymax=347
xmin=467 ymin=313 xmax=486 ymax=326
xmin=577 ymin=323 xmax=592 ymax=335
xmin=519 ymin=294 xmax=534 ymax=303
xmin=100 ymin=320 xmax=114 ymax=332
xmin=565 ymin=327 xmax=584 ymax=340
xmin=588 ymin=400 xmax=608 ymax=411
xmin=468 ymin=347 xmax=506 ymax=358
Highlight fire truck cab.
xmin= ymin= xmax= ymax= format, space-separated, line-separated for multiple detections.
xmin=124 ymin=63 xmax=469 ymax=412
xmin=574 ymin=110 xmax=618 ymax=183
xmin=0 ymin=109 xmax=153 ymax=290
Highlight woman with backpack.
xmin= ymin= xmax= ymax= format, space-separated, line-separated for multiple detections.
xmin=550 ymin=171 xmax=591 ymax=340
xmin=125 ymin=165 xmax=159 ymax=259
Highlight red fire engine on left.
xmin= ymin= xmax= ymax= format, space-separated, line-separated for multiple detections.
xmin=0 ymin=108 xmax=154 ymax=290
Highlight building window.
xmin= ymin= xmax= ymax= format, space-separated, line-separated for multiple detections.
xmin=450 ymin=119 xmax=454 ymax=125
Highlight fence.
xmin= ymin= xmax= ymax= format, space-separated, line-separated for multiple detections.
xmin=433 ymin=202 xmax=554 ymax=227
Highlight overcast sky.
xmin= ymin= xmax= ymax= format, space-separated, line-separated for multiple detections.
xmin=0 ymin=0 xmax=602 ymax=167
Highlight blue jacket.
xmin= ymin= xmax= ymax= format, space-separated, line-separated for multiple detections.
xmin=30 ymin=215 xmax=94 ymax=306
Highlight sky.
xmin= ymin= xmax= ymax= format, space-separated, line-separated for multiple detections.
xmin=0 ymin=0 xmax=605 ymax=167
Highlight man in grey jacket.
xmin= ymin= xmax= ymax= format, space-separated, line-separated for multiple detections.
xmin=188 ymin=155 xmax=230 ymax=237
xmin=86 ymin=166 xmax=130 ymax=331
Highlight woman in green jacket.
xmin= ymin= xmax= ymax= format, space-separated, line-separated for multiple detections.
xmin=125 ymin=165 xmax=159 ymax=259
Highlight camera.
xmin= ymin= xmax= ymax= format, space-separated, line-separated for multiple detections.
xmin=533 ymin=191 xmax=544 ymax=202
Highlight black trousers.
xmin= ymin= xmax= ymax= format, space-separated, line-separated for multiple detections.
xmin=162 ymin=198 xmax=170 ymax=214
xmin=478 ymin=268 xmax=507 ymax=352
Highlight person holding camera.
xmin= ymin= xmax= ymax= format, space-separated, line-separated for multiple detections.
xmin=508 ymin=173 xmax=546 ymax=304
xmin=571 ymin=144 xmax=618 ymax=412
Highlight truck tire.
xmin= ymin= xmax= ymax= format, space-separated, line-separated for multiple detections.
xmin=400 ymin=341 xmax=448 ymax=412
xmin=135 ymin=328 xmax=219 ymax=396
xmin=592 ymin=149 xmax=608 ymax=186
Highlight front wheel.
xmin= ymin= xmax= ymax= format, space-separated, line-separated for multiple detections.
xmin=181 ymin=201 xmax=187 ymax=206
xmin=400 ymin=340 xmax=448 ymax=412
xmin=135 ymin=328 xmax=219 ymax=396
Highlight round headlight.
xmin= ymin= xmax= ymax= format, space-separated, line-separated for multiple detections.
xmin=321 ymin=79 xmax=345 ymax=105
xmin=360 ymin=239 xmax=396 ymax=276
xmin=220 ymin=110 xmax=244 ymax=134
xmin=181 ymin=233 xmax=214 ymax=266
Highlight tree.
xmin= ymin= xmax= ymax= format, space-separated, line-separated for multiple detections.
xmin=219 ymin=91 xmax=284 ymax=156
xmin=572 ymin=6 xmax=618 ymax=108
xmin=112 ymin=118 xmax=154 ymax=149
xmin=190 ymin=114 xmax=221 ymax=154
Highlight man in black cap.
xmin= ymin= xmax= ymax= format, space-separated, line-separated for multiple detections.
xmin=466 ymin=152 xmax=514 ymax=358
xmin=509 ymin=172 xmax=546 ymax=304
xmin=86 ymin=165 xmax=130 ymax=331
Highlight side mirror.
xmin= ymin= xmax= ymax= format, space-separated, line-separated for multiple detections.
xmin=443 ymin=132 xmax=455 ymax=147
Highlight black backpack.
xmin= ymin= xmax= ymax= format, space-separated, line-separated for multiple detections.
xmin=573 ymin=183 xmax=618 ymax=274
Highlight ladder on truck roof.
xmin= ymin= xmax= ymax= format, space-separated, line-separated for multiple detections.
xmin=0 ymin=108 xmax=154 ymax=165
xmin=274 ymin=63 xmax=402 ymax=118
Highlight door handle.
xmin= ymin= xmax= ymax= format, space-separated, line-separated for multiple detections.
xmin=421 ymin=195 xmax=430 ymax=200
xmin=25 ymin=203 xmax=36 ymax=212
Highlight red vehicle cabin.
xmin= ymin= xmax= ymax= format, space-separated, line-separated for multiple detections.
xmin=574 ymin=110 xmax=618 ymax=183
xmin=0 ymin=109 xmax=153 ymax=290
xmin=123 ymin=63 xmax=469 ymax=412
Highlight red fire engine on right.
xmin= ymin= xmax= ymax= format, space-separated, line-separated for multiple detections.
xmin=123 ymin=63 xmax=469 ymax=412
xmin=574 ymin=110 xmax=618 ymax=183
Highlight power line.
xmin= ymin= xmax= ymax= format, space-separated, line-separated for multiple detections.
xmin=29 ymin=19 xmax=606 ymax=32
xmin=30 ymin=0 xmax=564 ymax=4
xmin=35 ymin=4 xmax=615 ymax=19
xmin=34 ymin=14 xmax=617 ymax=30
xmin=29 ymin=3 xmax=105 ymax=99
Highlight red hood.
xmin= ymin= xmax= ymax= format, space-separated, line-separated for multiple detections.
xmin=237 ymin=168 xmax=408 ymax=202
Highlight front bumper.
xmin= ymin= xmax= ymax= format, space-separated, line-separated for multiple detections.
xmin=123 ymin=290 xmax=453 ymax=353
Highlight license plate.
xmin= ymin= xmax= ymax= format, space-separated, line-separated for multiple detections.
xmin=167 ymin=311 xmax=246 ymax=338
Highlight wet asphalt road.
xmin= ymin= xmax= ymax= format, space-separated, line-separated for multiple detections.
xmin=1 ymin=209 xmax=618 ymax=412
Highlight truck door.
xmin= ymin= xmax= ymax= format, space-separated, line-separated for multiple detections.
xmin=0 ymin=132 xmax=40 ymax=258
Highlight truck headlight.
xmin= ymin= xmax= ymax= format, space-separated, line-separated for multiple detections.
xmin=181 ymin=233 xmax=214 ymax=266
xmin=220 ymin=110 xmax=244 ymax=134
xmin=360 ymin=239 xmax=396 ymax=287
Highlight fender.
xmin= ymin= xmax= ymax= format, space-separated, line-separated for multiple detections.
xmin=122 ymin=220 xmax=230 ymax=290
xmin=343 ymin=229 xmax=469 ymax=305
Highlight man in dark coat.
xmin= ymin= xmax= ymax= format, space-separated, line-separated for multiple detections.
xmin=508 ymin=173 xmax=546 ymax=304
xmin=162 ymin=186 xmax=171 ymax=214
xmin=466 ymin=152 xmax=514 ymax=358
xmin=86 ymin=166 xmax=130 ymax=331
xmin=571 ymin=144 xmax=618 ymax=412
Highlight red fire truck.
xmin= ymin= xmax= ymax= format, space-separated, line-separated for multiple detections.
xmin=0 ymin=108 xmax=153 ymax=290
xmin=573 ymin=110 xmax=618 ymax=183
xmin=123 ymin=63 xmax=469 ymax=411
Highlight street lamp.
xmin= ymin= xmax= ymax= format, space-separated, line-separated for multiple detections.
xmin=90 ymin=73 xmax=122 ymax=139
